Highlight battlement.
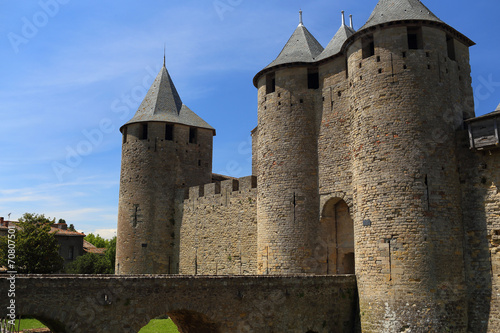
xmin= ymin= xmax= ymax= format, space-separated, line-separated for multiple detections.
xmin=179 ymin=175 xmax=258 ymax=276
xmin=185 ymin=175 xmax=257 ymax=201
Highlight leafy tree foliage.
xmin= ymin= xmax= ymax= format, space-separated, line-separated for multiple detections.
xmin=84 ymin=233 xmax=110 ymax=248
xmin=0 ymin=213 xmax=64 ymax=274
xmin=67 ymin=235 xmax=116 ymax=274
xmin=65 ymin=253 xmax=113 ymax=274
xmin=105 ymin=236 xmax=116 ymax=270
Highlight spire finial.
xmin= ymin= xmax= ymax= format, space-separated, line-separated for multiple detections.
xmin=299 ymin=10 xmax=303 ymax=26
xmin=163 ymin=44 xmax=166 ymax=68
xmin=349 ymin=14 xmax=354 ymax=29
xmin=341 ymin=11 xmax=346 ymax=26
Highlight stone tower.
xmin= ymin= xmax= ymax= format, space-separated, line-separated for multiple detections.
xmin=116 ymin=62 xmax=215 ymax=274
xmin=253 ymin=11 xmax=323 ymax=274
xmin=253 ymin=0 xmax=477 ymax=330
xmin=346 ymin=0 xmax=475 ymax=331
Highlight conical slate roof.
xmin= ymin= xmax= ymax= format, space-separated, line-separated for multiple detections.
xmin=496 ymin=103 xmax=500 ymax=112
xmin=318 ymin=22 xmax=355 ymax=61
xmin=361 ymin=0 xmax=443 ymax=30
xmin=264 ymin=18 xmax=324 ymax=69
xmin=121 ymin=65 xmax=214 ymax=133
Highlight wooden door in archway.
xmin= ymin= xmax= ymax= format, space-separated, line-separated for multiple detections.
xmin=320 ymin=199 xmax=354 ymax=274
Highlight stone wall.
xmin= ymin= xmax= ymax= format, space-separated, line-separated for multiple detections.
xmin=458 ymin=136 xmax=500 ymax=332
xmin=0 ymin=275 xmax=358 ymax=333
xmin=485 ymin=151 xmax=500 ymax=331
xmin=178 ymin=176 xmax=258 ymax=275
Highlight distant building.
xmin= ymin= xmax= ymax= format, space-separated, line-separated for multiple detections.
xmin=83 ymin=240 xmax=106 ymax=255
xmin=0 ymin=217 xmax=86 ymax=266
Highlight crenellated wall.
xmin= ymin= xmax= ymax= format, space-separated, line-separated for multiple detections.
xmin=178 ymin=176 xmax=258 ymax=275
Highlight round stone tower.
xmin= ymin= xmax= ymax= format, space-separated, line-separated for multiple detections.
xmin=253 ymin=12 xmax=323 ymax=274
xmin=116 ymin=62 xmax=215 ymax=274
xmin=345 ymin=0 xmax=475 ymax=331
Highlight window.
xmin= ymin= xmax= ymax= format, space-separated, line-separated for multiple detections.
xmin=407 ymin=27 xmax=423 ymax=50
xmin=266 ymin=73 xmax=275 ymax=94
xmin=165 ymin=124 xmax=174 ymax=141
xmin=446 ymin=35 xmax=456 ymax=61
xmin=362 ymin=35 xmax=375 ymax=59
xmin=307 ymin=68 xmax=319 ymax=90
xmin=68 ymin=246 xmax=74 ymax=260
xmin=140 ymin=123 xmax=148 ymax=140
xmin=122 ymin=126 xmax=127 ymax=144
xmin=189 ymin=127 xmax=197 ymax=144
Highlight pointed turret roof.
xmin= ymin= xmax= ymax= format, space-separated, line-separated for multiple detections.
xmin=318 ymin=12 xmax=356 ymax=61
xmin=356 ymin=0 xmax=474 ymax=47
xmin=121 ymin=65 xmax=214 ymax=133
xmin=263 ymin=11 xmax=324 ymax=70
xmin=361 ymin=0 xmax=443 ymax=30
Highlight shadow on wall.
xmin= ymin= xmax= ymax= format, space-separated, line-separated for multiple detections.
xmin=168 ymin=310 xmax=219 ymax=333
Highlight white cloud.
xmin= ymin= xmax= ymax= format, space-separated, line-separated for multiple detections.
xmin=90 ymin=228 xmax=117 ymax=239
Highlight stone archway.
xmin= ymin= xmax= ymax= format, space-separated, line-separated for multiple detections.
xmin=167 ymin=310 xmax=220 ymax=333
xmin=320 ymin=198 xmax=355 ymax=275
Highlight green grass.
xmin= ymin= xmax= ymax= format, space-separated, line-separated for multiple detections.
xmin=139 ymin=319 xmax=179 ymax=333
xmin=5 ymin=317 xmax=178 ymax=333
xmin=10 ymin=318 xmax=47 ymax=330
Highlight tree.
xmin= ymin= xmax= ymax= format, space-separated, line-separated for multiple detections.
xmin=0 ymin=213 xmax=64 ymax=274
xmin=68 ymin=224 xmax=76 ymax=232
xmin=67 ymin=235 xmax=116 ymax=274
xmin=84 ymin=233 xmax=109 ymax=248
xmin=65 ymin=253 xmax=113 ymax=274
xmin=105 ymin=236 xmax=116 ymax=271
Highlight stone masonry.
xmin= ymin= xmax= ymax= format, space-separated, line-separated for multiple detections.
xmin=0 ymin=275 xmax=357 ymax=333
xmin=113 ymin=0 xmax=500 ymax=332
xmin=178 ymin=176 xmax=257 ymax=275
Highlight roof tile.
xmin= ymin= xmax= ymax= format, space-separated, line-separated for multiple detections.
xmin=264 ymin=23 xmax=324 ymax=69
xmin=318 ymin=24 xmax=356 ymax=61
xmin=361 ymin=0 xmax=443 ymax=30
xmin=121 ymin=65 xmax=214 ymax=132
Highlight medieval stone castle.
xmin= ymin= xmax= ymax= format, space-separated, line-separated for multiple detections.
xmin=115 ymin=0 xmax=500 ymax=331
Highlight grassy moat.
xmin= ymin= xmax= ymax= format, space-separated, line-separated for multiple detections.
xmin=7 ymin=318 xmax=179 ymax=332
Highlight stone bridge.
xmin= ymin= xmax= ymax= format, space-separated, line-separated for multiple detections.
xmin=0 ymin=275 xmax=357 ymax=333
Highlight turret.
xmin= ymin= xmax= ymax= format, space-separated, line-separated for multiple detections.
xmin=116 ymin=61 xmax=215 ymax=274
xmin=253 ymin=11 xmax=323 ymax=274
xmin=316 ymin=11 xmax=357 ymax=276
xmin=345 ymin=0 xmax=474 ymax=331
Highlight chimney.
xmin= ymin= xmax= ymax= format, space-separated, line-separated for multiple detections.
xmin=341 ymin=11 xmax=346 ymax=26
xmin=350 ymin=14 xmax=354 ymax=29
xmin=58 ymin=221 xmax=68 ymax=230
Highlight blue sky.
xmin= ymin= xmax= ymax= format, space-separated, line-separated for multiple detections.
xmin=1 ymin=0 xmax=499 ymax=238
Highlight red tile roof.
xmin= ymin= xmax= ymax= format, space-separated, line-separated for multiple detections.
xmin=0 ymin=221 xmax=85 ymax=237
xmin=83 ymin=240 xmax=107 ymax=255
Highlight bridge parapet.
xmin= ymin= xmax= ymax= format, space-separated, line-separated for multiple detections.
xmin=0 ymin=274 xmax=357 ymax=333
